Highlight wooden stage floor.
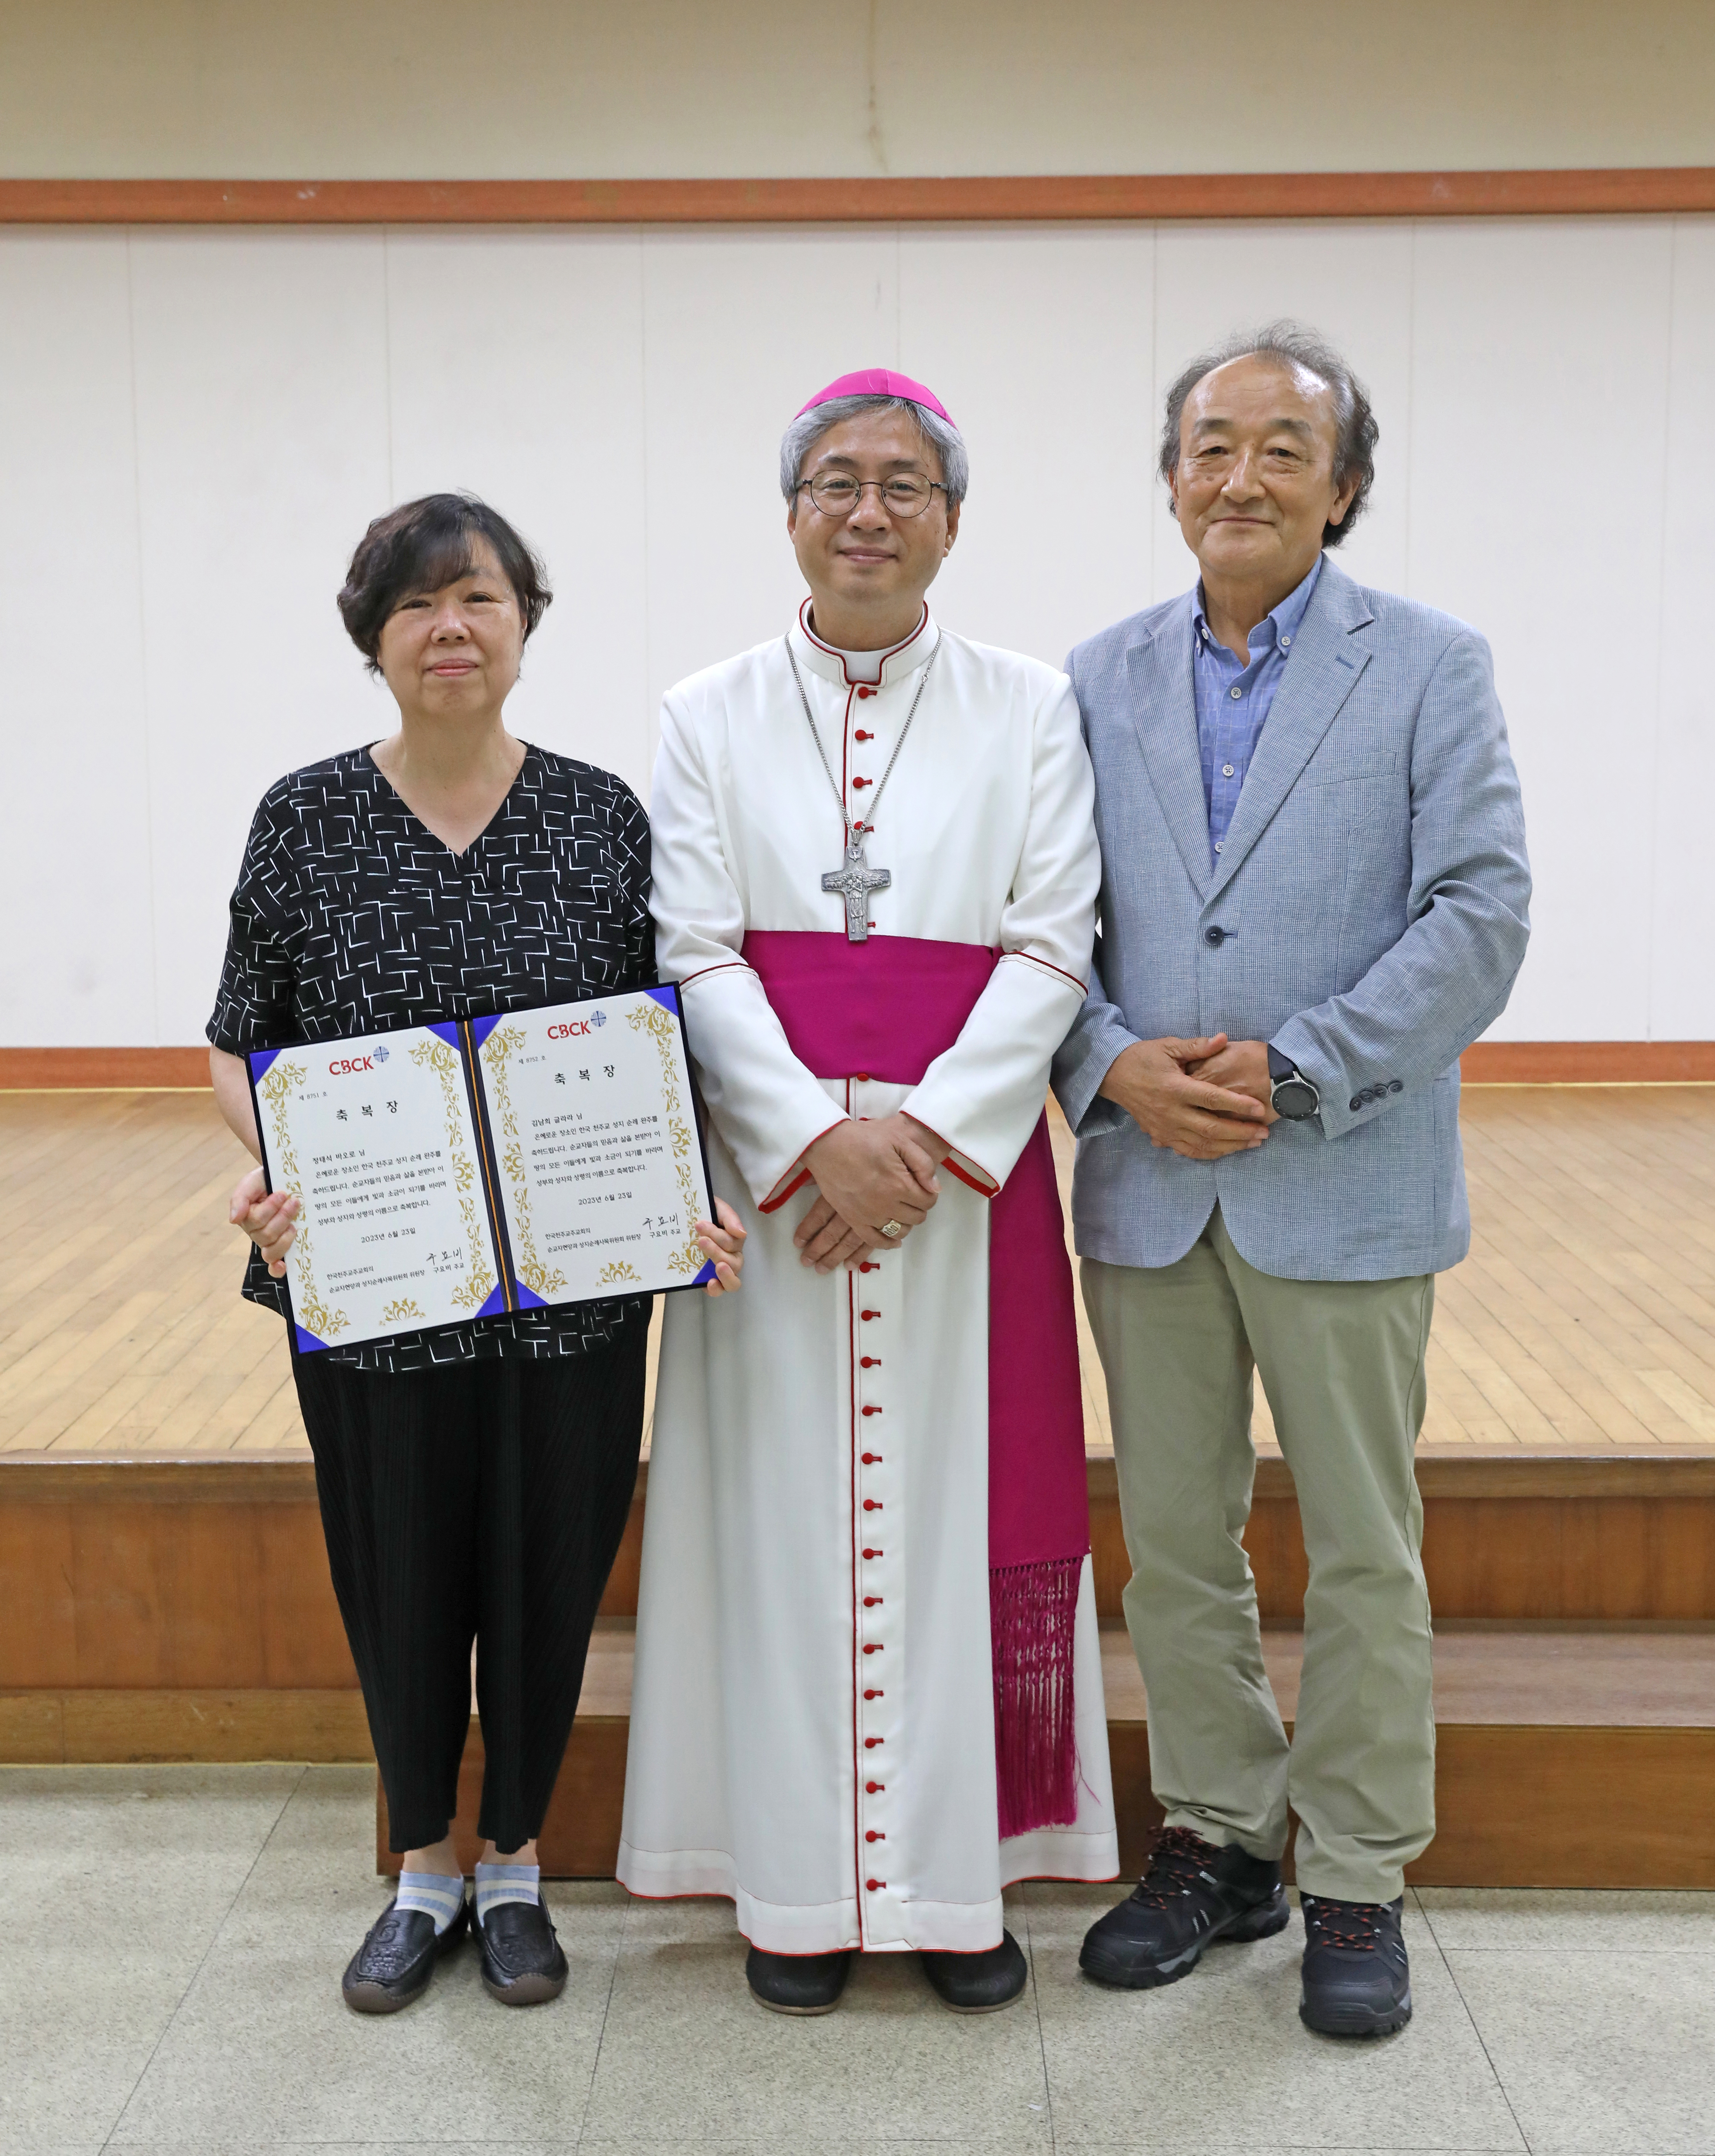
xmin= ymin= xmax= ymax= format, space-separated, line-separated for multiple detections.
xmin=3 ymin=1084 xmax=1713 ymax=1458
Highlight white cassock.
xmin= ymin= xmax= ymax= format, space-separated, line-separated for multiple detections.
xmin=617 ymin=601 xmax=1119 ymax=1954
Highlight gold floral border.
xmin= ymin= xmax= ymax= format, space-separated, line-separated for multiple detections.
xmin=256 ymin=1056 xmax=349 ymax=1340
xmin=480 ymin=1021 xmax=568 ymax=1299
xmin=407 ymin=1035 xmax=497 ymax=1314
xmin=627 ymin=998 xmax=708 ymax=1277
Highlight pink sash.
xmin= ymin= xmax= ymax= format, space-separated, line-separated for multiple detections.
xmin=742 ymin=929 xmax=1088 ymax=1835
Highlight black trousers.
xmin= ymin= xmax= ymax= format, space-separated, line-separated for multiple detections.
xmin=294 ymin=1331 xmax=648 ymax=1853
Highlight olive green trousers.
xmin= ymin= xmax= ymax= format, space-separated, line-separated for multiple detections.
xmin=1083 ymin=1205 xmax=1437 ymax=1902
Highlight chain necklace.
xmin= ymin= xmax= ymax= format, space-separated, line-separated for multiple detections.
xmin=785 ymin=630 xmax=942 ymax=943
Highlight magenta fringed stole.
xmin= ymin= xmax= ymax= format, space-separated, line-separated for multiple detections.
xmin=741 ymin=930 xmax=1091 ymax=1835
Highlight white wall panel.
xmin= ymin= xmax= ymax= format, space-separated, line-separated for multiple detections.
xmin=639 ymin=229 xmax=900 ymax=761
xmin=0 ymin=217 xmax=1708 ymax=1045
xmin=385 ymin=230 xmax=652 ymax=795
xmin=0 ymin=233 xmax=155 ymax=1044
xmin=898 ymin=225 xmax=1156 ymax=667
xmin=126 ymin=231 xmax=393 ymax=1042
xmin=1651 ymin=219 xmax=1715 ymax=1039
xmin=1408 ymin=220 xmax=1674 ymax=1040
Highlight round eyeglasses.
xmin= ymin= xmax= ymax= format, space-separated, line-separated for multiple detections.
xmin=797 ymin=473 xmax=948 ymax=519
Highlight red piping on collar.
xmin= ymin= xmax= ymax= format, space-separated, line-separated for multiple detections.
xmin=798 ymin=598 xmax=930 ymax=687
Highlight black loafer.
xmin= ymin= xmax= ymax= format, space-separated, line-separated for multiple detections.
xmin=1080 ymin=1826 xmax=1289 ymax=1989
xmin=746 ymin=1946 xmax=853 ymax=2014
xmin=342 ymin=1894 xmax=469 ymax=2013
xmin=475 ymin=1893 xmax=568 ymax=2007
xmin=1300 ymin=1894 xmax=1413 ymax=2037
xmin=920 ymin=1930 xmax=1028 ymax=2012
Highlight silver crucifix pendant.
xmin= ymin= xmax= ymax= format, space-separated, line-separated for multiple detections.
xmin=822 ymin=836 xmax=891 ymax=943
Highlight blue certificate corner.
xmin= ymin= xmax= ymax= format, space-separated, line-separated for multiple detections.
xmin=248 ymin=1048 xmax=282 ymax=1082
xmin=426 ymin=1020 xmax=462 ymax=1048
xmin=645 ymin=985 xmax=680 ymax=1013
xmin=516 ymin=1283 xmax=549 ymax=1310
xmin=475 ymin=1283 xmax=510 ymax=1320
xmin=294 ymin=1324 xmax=330 ymax=1355
xmin=468 ymin=1013 xmax=502 ymax=1049
xmin=692 ymin=1258 xmax=718 ymax=1286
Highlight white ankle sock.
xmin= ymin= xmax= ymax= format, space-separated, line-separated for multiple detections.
xmin=475 ymin=1860 xmax=540 ymax=1922
xmin=394 ymin=1869 xmax=465 ymax=1935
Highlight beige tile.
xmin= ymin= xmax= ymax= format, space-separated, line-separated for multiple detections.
xmin=1419 ymin=1887 xmax=1715 ymax=1953
xmin=0 ymin=1764 xmax=301 ymax=2144
xmin=1446 ymin=1947 xmax=1715 ymax=2153
xmin=1022 ymin=1884 xmax=1526 ymax=2153
xmin=580 ymin=1895 xmax=1053 ymax=2143
xmin=107 ymin=1767 xmax=623 ymax=2147
xmin=581 ymin=2146 xmax=1048 ymax=2156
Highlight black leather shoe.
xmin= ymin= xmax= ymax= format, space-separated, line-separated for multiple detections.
xmin=1080 ymin=1826 xmax=1289 ymax=1989
xmin=746 ymin=1946 xmax=854 ymax=2014
xmin=342 ymin=1894 xmax=469 ymax=2013
xmin=475 ymin=1893 xmax=568 ymax=2006
xmin=1300 ymin=1894 xmax=1412 ymax=2036
xmin=921 ymin=1930 xmax=1029 ymax=2012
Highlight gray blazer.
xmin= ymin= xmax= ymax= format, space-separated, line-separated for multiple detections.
xmin=1051 ymin=556 xmax=1531 ymax=1283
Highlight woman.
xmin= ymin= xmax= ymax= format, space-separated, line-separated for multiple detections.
xmin=208 ymin=493 xmax=744 ymax=2014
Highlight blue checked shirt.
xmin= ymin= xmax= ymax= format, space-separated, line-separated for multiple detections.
xmin=1193 ymin=557 xmax=1322 ymax=867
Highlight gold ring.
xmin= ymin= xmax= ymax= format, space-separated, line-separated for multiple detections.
xmin=880 ymin=1220 xmax=904 ymax=1238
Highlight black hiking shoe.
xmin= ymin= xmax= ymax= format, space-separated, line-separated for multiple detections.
xmin=1299 ymin=1893 xmax=1413 ymax=2037
xmin=1079 ymin=1825 xmax=1289 ymax=1989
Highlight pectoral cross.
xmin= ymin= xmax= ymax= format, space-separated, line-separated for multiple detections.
xmin=822 ymin=836 xmax=891 ymax=944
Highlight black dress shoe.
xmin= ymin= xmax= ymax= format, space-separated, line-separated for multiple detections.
xmin=920 ymin=1930 xmax=1028 ymax=2012
xmin=475 ymin=1893 xmax=569 ymax=2006
xmin=1079 ymin=1826 xmax=1289 ymax=1989
xmin=746 ymin=1946 xmax=854 ymax=2014
xmin=1299 ymin=1894 xmax=1412 ymax=2036
xmin=342 ymin=1894 xmax=469 ymax=2013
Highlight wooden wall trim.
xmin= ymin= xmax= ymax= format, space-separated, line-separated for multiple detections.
xmin=0 ymin=1047 xmax=212 ymax=1089
xmin=2 ymin=170 xmax=1713 ymax=228
xmin=6 ymin=1041 xmax=1713 ymax=1091
xmin=1460 ymin=1041 xmax=1715 ymax=1083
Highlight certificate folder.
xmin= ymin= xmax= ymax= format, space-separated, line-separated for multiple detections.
xmin=246 ymin=985 xmax=716 ymax=1355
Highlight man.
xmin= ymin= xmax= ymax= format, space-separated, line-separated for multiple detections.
xmin=618 ymin=368 xmax=1117 ymax=2014
xmin=1053 ymin=323 xmax=1529 ymax=2038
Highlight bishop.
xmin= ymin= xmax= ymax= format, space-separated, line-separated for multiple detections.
xmin=619 ymin=369 xmax=1118 ymax=2015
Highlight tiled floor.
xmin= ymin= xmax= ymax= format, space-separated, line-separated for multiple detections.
xmin=4 ymin=1766 xmax=1712 ymax=2155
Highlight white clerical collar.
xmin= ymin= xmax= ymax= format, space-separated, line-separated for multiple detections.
xmin=791 ymin=598 xmax=937 ymax=689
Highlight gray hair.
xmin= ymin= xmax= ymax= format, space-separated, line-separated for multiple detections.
xmin=1158 ymin=320 xmax=1379 ymax=549
xmin=779 ymin=394 xmax=969 ymax=509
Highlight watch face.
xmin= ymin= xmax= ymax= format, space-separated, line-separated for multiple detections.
xmin=1274 ymin=1078 xmax=1319 ymax=1120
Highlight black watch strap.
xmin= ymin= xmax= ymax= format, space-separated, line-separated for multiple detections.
xmin=1267 ymin=1044 xmax=1321 ymax=1121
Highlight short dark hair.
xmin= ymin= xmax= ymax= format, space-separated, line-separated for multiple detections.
xmin=337 ymin=493 xmax=552 ymax=671
xmin=1158 ymin=321 xmax=1379 ymax=550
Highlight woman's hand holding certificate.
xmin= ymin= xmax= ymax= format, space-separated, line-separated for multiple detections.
xmin=238 ymin=985 xmax=741 ymax=1353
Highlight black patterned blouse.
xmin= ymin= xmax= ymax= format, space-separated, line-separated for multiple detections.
xmin=208 ymin=744 xmax=654 ymax=1372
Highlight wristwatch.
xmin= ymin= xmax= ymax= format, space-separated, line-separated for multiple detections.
xmin=1267 ymin=1045 xmax=1321 ymax=1121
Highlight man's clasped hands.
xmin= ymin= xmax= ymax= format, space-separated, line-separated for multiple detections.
xmin=794 ymin=1032 xmax=1275 ymax=1272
